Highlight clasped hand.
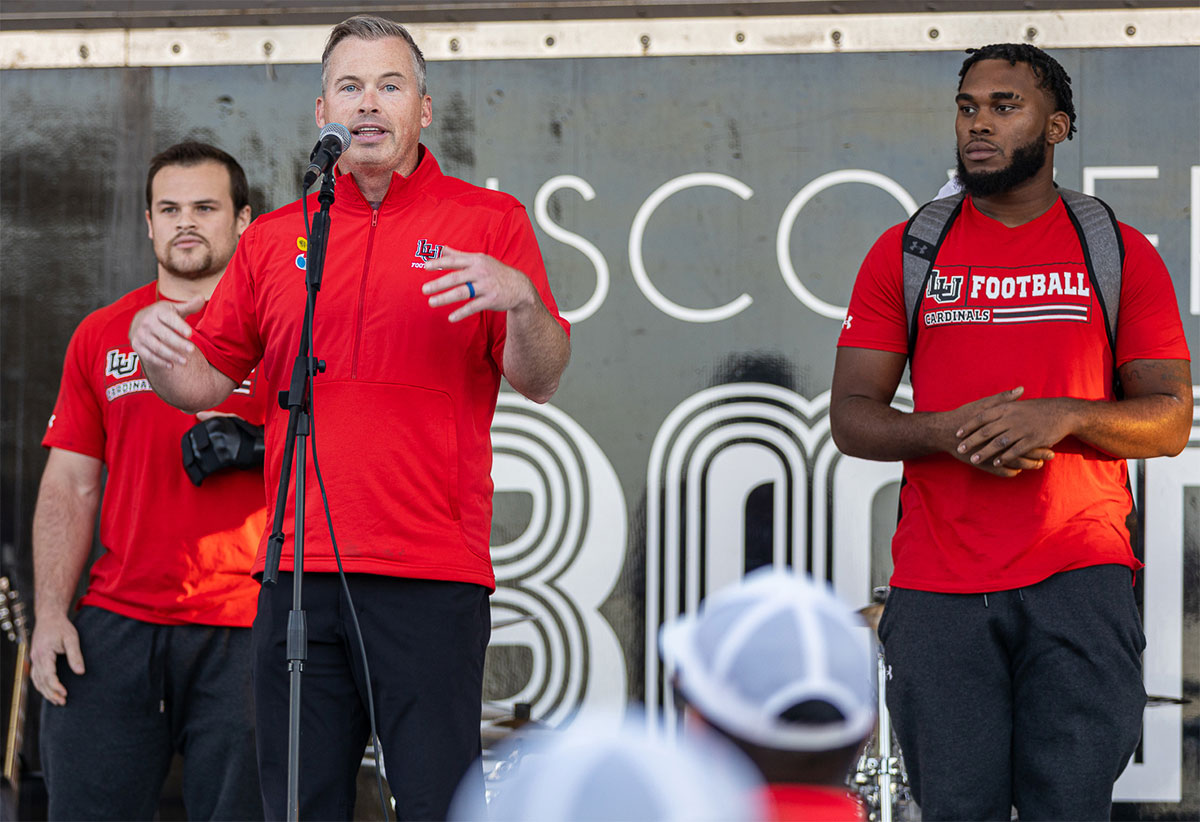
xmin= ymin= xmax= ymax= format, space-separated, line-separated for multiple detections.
xmin=949 ymin=387 xmax=1072 ymax=477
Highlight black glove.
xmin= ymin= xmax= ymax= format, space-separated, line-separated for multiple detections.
xmin=181 ymin=416 xmax=265 ymax=486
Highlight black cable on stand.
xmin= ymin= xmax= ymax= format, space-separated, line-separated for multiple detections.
xmin=258 ymin=123 xmax=389 ymax=821
xmin=261 ymin=166 xmax=333 ymax=821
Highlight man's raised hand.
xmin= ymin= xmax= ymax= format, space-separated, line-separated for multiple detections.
xmin=422 ymin=247 xmax=538 ymax=323
xmin=129 ymin=296 xmax=205 ymax=369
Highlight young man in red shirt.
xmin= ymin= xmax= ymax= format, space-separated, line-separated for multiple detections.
xmin=831 ymin=44 xmax=1192 ymax=819
xmin=31 ymin=142 xmax=266 ymax=819
xmin=129 ymin=16 xmax=571 ymax=820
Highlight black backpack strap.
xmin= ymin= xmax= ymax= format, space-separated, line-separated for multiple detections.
xmin=1058 ymin=187 xmax=1124 ymax=358
xmin=902 ymin=192 xmax=965 ymax=356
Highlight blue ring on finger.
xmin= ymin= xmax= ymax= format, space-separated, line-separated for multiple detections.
xmin=466 ymin=281 xmax=476 ymax=299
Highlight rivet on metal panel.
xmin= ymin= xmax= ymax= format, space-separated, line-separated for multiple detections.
xmin=1025 ymin=26 xmax=1038 ymax=41
xmin=1125 ymin=25 xmax=1137 ymax=37
xmin=831 ymin=30 xmax=843 ymax=46
xmin=78 ymin=44 xmax=89 ymax=60
xmin=545 ymin=35 xmax=555 ymax=47
xmin=735 ymin=32 xmax=745 ymax=43
xmin=171 ymin=43 xmax=182 ymax=55
xmin=928 ymin=28 xmax=939 ymax=40
xmin=263 ymin=41 xmax=275 ymax=55
xmin=640 ymin=34 xmax=651 ymax=48
xmin=450 ymin=38 xmax=461 ymax=52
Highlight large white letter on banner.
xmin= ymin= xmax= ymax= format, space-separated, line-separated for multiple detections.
xmin=630 ymin=173 xmax=754 ymax=323
xmin=489 ymin=395 xmax=628 ymax=727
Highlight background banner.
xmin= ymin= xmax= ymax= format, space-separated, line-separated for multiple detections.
xmin=2 ymin=19 xmax=1197 ymax=817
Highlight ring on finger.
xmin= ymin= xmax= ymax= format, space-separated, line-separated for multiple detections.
xmin=466 ymin=281 xmax=476 ymax=299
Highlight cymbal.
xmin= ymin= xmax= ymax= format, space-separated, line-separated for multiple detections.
xmin=858 ymin=603 xmax=884 ymax=632
xmin=481 ymin=717 xmax=550 ymax=747
xmin=493 ymin=614 xmax=540 ymax=630
xmin=481 ymin=703 xmax=510 ymax=721
xmin=1146 ymin=695 xmax=1189 ymax=706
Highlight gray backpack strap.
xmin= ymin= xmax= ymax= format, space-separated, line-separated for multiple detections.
xmin=902 ymin=192 xmax=965 ymax=355
xmin=1057 ymin=187 xmax=1124 ymax=357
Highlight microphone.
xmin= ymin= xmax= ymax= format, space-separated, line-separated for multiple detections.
xmin=302 ymin=123 xmax=352 ymax=189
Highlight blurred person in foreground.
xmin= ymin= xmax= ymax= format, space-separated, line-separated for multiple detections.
xmin=449 ymin=710 xmax=766 ymax=822
xmin=660 ymin=567 xmax=877 ymax=821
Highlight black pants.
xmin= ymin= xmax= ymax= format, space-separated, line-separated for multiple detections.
xmin=879 ymin=564 xmax=1146 ymax=821
xmin=253 ymin=573 xmax=490 ymax=821
xmin=40 ymin=606 xmax=262 ymax=821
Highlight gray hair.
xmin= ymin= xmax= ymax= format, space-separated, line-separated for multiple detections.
xmin=321 ymin=15 xmax=427 ymax=97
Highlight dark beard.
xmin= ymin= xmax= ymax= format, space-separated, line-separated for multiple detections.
xmin=160 ymin=246 xmax=218 ymax=280
xmin=954 ymin=137 xmax=1047 ymax=198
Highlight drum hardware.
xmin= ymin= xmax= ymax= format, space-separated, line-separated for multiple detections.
xmin=355 ymin=701 xmax=553 ymax=818
xmin=481 ymin=702 xmax=549 ymax=747
xmin=356 ymin=742 xmax=395 ymax=821
xmin=481 ymin=701 xmax=511 ymax=721
xmin=1146 ymin=695 xmax=1188 ymax=706
xmin=480 ymin=702 xmax=556 ymax=807
xmin=492 ymin=614 xmax=539 ymax=631
xmin=852 ymin=588 xmax=917 ymax=822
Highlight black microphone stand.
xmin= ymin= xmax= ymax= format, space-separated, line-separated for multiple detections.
xmin=262 ymin=169 xmax=335 ymax=821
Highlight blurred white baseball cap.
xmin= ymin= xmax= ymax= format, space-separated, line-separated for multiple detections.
xmin=660 ymin=566 xmax=876 ymax=752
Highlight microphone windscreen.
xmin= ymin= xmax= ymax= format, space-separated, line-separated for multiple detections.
xmin=319 ymin=122 xmax=352 ymax=151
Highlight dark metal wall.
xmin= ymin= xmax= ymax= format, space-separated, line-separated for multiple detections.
xmin=3 ymin=0 xmax=1195 ymax=29
xmin=1 ymin=35 xmax=1197 ymax=820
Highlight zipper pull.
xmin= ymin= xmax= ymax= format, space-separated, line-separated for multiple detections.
xmin=372 ymin=209 xmax=379 ymax=227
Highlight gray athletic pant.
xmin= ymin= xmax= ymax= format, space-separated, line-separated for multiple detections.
xmin=878 ymin=564 xmax=1146 ymax=821
xmin=40 ymin=606 xmax=262 ymax=821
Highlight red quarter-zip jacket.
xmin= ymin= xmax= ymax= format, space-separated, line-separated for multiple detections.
xmin=194 ymin=147 xmax=569 ymax=590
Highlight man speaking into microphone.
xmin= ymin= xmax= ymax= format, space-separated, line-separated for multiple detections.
xmin=129 ymin=15 xmax=570 ymax=820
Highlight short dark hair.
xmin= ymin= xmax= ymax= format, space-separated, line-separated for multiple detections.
xmin=322 ymin=15 xmax=427 ymax=97
xmin=145 ymin=141 xmax=250 ymax=212
xmin=959 ymin=43 xmax=1077 ymax=140
xmin=672 ymin=684 xmax=866 ymax=786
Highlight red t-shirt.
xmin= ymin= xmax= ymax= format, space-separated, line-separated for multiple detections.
xmin=193 ymin=147 xmax=569 ymax=590
xmin=43 ymin=282 xmax=267 ymax=626
xmin=759 ymin=784 xmax=866 ymax=821
xmin=839 ymin=196 xmax=1190 ymax=593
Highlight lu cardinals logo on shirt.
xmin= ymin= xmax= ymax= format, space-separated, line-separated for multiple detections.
xmin=922 ymin=263 xmax=1092 ymax=328
xmin=924 ymin=268 xmax=963 ymax=304
xmin=105 ymin=349 xmax=140 ymax=378
xmin=414 ymin=239 xmax=444 ymax=262
xmin=103 ymin=348 xmax=152 ymax=401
